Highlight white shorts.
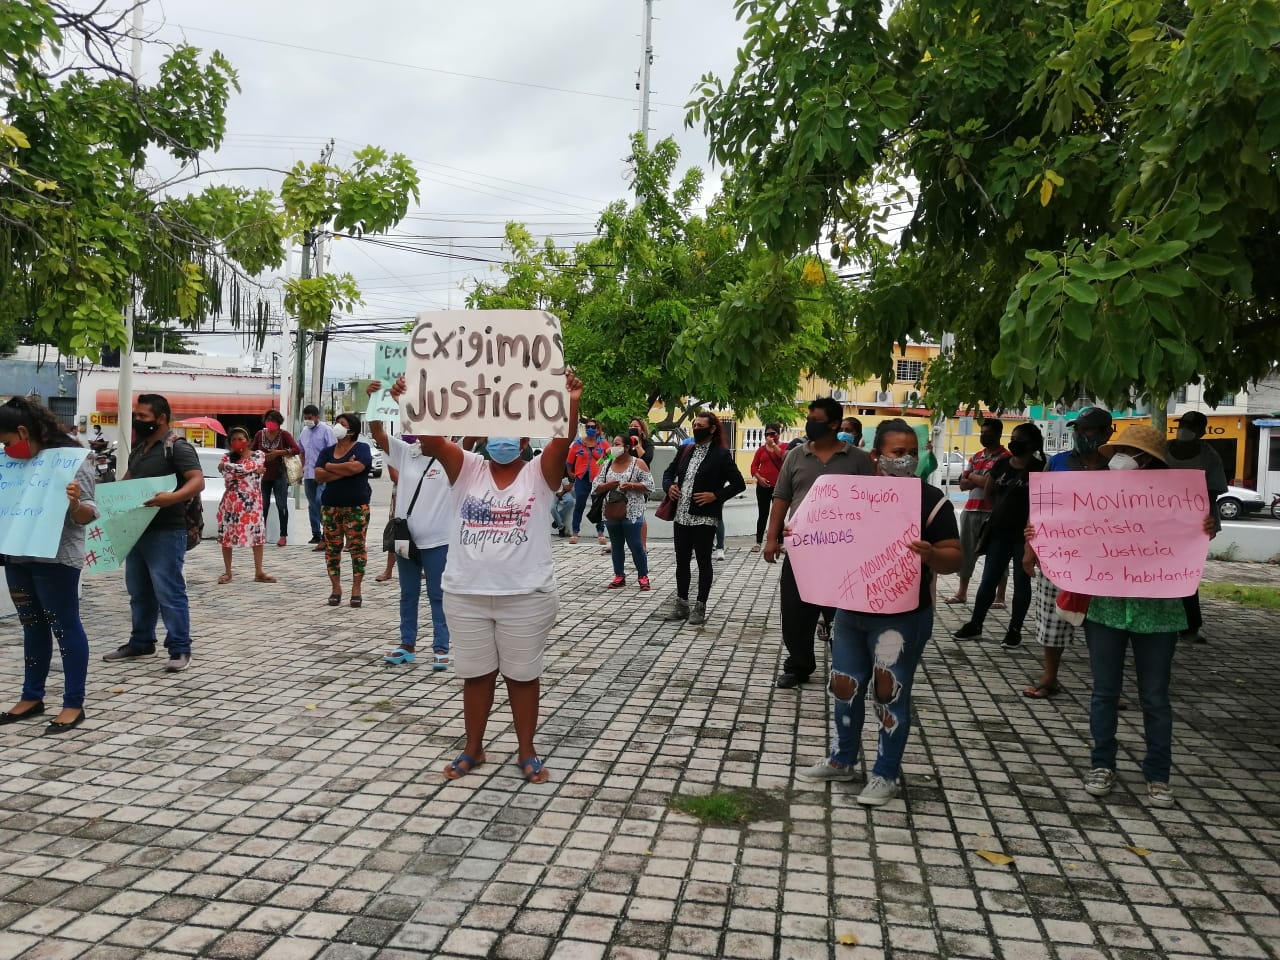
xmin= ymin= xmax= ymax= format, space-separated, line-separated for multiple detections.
xmin=443 ymin=590 xmax=559 ymax=682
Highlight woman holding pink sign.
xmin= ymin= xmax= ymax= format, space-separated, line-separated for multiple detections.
xmin=800 ymin=419 xmax=960 ymax=806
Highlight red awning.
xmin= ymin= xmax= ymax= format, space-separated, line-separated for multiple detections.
xmin=95 ymin=390 xmax=277 ymax=417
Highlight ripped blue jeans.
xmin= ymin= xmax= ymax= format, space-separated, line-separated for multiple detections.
xmin=827 ymin=607 xmax=933 ymax=781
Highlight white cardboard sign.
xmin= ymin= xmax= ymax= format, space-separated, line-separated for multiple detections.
xmin=402 ymin=310 xmax=570 ymax=438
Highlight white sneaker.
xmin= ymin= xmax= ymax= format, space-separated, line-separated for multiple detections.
xmin=713 ymin=548 xmax=725 ymax=561
xmin=856 ymin=776 xmax=899 ymax=806
xmin=1083 ymin=767 xmax=1115 ymax=797
xmin=1146 ymin=781 xmax=1175 ymax=808
xmin=798 ymin=759 xmax=859 ymax=783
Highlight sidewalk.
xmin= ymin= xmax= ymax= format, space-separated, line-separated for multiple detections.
xmin=0 ymin=536 xmax=1277 ymax=959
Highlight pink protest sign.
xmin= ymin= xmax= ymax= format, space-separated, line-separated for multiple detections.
xmin=787 ymin=476 xmax=922 ymax=613
xmin=1028 ymin=470 xmax=1210 ymax=598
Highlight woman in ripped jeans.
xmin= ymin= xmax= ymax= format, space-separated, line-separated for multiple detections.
xmin=799 ymin=418 xmax=961 ymax=806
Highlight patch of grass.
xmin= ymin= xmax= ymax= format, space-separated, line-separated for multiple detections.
xmin=668 ymin=788 xmax=789 ymax=825
xmin=1200 ymin=582 xmax=1280 ymax=610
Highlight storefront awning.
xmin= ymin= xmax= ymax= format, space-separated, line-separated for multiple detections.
xmin=95 ymin=390 xmax=277 ymax=417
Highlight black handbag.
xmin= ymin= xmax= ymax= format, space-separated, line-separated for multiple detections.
xmin=586 ymin=491 xmax=605 ymax=526
xmin=391 ymin=457 xmax=435 ymax=561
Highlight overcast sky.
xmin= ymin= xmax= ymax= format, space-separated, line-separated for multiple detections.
xmin=137 ymin=0 xmax=746 ymax=379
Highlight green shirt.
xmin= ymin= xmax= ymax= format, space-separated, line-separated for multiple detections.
xmin=1087 ymin=596 xmax=1188 ymax=635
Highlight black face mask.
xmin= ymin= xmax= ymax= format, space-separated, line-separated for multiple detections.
xmin=1007 ymin=438 xmax=1031 ymax=457
xmin=628 ymin=428 xmax=640 ymax=439
xmin=692 ymin=427 xmax=712 ymax=443
xmin=980 ymin=433 xmax=1000 ymax=448
xmin=805 ymin=419 xmax=831 ymax=442
xmin=133 ymin=417 xmax=160 ymax=439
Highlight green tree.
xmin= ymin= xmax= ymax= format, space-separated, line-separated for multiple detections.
xmin=0 ymin=2 xmax=418 ymax=358
xmin=689 ymin=0 xmax=1280 ymax=419
xmin=468 ymin=134 xmax=855 ymax=430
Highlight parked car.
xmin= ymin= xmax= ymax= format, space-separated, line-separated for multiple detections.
xmin=371 ymin=446 xmax=383 ymax=478
xmin=1217 ymin=485 xmax=1266 ymax=521
xmin=935 ymin=451 xmax=967 ymax=484
xmin=196 ymin=447 xmax=226 ymax=540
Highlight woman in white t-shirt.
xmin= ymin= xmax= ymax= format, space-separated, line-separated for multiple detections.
xmin=390 ymin=370 xmax=582 ymax=785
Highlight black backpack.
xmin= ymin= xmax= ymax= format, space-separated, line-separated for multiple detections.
xmin=162 ymin=432 xmax=204 ymax=550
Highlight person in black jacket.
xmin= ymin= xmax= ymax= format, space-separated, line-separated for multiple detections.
xmin=661 ymin=412 xmax=746 ymax=625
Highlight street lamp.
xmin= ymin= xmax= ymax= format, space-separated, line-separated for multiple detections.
xmin=270 ymin=353 xmax=279 ymax=410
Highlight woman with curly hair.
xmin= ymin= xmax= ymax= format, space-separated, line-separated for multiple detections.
xmin=0 ymin=397 xmax=97 ymax=734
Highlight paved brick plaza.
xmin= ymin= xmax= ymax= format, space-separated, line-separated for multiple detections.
xmin=1 ymin=535 xmax=1278 ymax=959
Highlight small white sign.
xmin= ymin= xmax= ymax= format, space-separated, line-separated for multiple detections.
xmin=402 ymin=310 xmax=570 ymax=438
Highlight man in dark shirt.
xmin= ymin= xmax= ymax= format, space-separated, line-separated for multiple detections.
xmin=104 ymin=394 xmax=204 ymax=672
xmin=764 ymin=398 xmax=875 ymax=688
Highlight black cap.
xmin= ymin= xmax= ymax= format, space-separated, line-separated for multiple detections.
xmin=1071 ymin=406 xmax=1113 ymax=433
xmin=1177 ymin=411 xmax=1208 ymax=436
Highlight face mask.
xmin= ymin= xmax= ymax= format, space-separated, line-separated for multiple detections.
xmin=692 ymin=426 xmax=712 ymax=443
xmin=488 ymin=437 xmax=521 ymax=464
xmin=331 ymin=424 xmax=348 ymax=440
xmin=1108 ymin=453 xmax=1141 ymax=471
xmin=837 ymin=431 xmax=857 ymax=445
xmin=1008 ymin=438 xmax=1030 ymax=457
xmin=879 ymin=454 xmax=918 ymax=478
xmin=610 ymin=445 xmax=625 ymax=459
xmin=585 ymin=427 xmax=597 ymax=438
xmin=1175 ymin=428 xmax=1197 ymax=443
xmin=804 ymin=419 xmax=830 ymax=442
xmin=230 ymin=438 xmax=249 ymax=453
xmin=1074 ymin=432 xmax=1103 ymax=454
xmin=629 ymin=428 xmax=640 ymax=439
xmin=980 ymin=433 xmax=1000 ymax=448
xmin=265 ymin=422 xmax=280 ymax=433
xmin=3 ymin=436 xmax=33 ymax=460
xmin=132 ymin=417 xmax=159 ymax=439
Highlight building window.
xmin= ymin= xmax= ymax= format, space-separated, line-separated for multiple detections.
xmin=896 ymin=359 xmax=925 ymax=383
xmin=1220 ymin=393 xmax=1236 ymax=406
xmin=1175 ymin=387 xmax=1187 ymax=403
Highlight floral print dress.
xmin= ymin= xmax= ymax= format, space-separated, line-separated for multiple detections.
xmin=218 ymin=451 xmax=266 ymax=548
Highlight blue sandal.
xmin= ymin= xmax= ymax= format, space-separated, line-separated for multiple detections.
xmin=383 ymin=648 xmax=416 ymax=665
xmin=444 ymin=752 xmax=481 ymax=780
xmin=518 ymin=755 xmax=547 ymax=783
xmin=431 ymin=652 xmax=449 ymax=671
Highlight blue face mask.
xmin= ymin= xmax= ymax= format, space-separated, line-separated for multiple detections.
xmin=837 ymin=431 xmax=858 ymax=445
xmin=488 ymin=437 xmax=521 ymax=464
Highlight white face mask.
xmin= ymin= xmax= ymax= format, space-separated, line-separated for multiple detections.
xmin=331 ymin=424 xmax=348 ymax=440
xmin=1108 ymin=452 xmax=1140 ymax=471
xmin=610 ymin=445 xmax=625 ymax=459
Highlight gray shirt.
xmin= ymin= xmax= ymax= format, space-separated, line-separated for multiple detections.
xmin=1166 ymin=442 xmax=1229 ymax=497
xmin=8 ymin=457 xmax=98 ymax=570
xmin=773 ymin=441 xmax=876 ymax=517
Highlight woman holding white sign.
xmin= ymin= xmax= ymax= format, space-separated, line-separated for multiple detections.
xmin=800 ymin=419 xmax=960 ymax=806
xmin=389 ymin=370 xmax=582 ymax=785
xmin=0 ymin=397 xmax=98 ymax=734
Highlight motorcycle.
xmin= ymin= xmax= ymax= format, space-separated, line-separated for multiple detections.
xmin=91 ymin=439 xmax=117 ymax=484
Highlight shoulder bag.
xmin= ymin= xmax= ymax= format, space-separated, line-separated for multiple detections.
xmin=603 ymin=463 xmax=637 ymax=522
xmin=389 ymin=457 xmax=436 ymax=561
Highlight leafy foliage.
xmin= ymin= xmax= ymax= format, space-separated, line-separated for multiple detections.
xmin=0 ymin=2 xmax=418 ymax=357
xmin=689 ymin=0 xmax=1280 ymax=414
xmin=468 ymin=135 xmax=857 ymax=429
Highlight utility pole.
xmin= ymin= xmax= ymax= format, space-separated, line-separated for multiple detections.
xmin=308 ymin=139 xmax=336 ymax=411
xmin=637 ymin=0 xmax=655 ymax=140
xmin=289 ymin=139 xmax=334 ymax=431
xmin=116 ymin=0 xmax=145 ymax=463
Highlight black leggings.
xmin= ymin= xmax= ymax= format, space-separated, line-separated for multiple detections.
xmin=755 ymin=485 xmax=773 ymax=543
xmin=673 ymin=522 xmax=716 ymax=603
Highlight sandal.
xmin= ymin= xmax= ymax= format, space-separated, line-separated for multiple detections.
xmin=217 ymin=573 xmax=232 ymax=584
xmin=992 ymin=601 xmax=1007 ymax=609
xmin=383 ymin=648 xmax=416 ymax=665
xmin=327 ymin=593 xmax=342 ymax=607
xmin=254 ymin=573 xmax=277 ymax=583
xmin=518 ymin=755 xmax=548 ymax=784
xmin=943 ymin=595 xmax=966 ymax=605
xmin=349 ymin=595 xmax=363 ymax=608
xmin=431 ymin=652 xmax=450 ymax=672
xmin=1023 ymin=682 xmax=1061 ymax=699
xmin=443 ymin=751 xmax=483 ymax=780
xmin=374 ymin=572 xmax=394 ymax=582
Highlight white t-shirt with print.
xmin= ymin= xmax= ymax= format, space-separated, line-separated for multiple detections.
xmin=384 ymin=435 xmax=452 ymax=549
xmin=442 ymin=451 xmax=557 ymax=595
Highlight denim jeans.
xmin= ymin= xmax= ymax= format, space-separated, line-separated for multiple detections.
xmin=571 ymin=476 xmax=602 ymax=535
xmin=1085 ymin=621 xmax=1177 ymax=783
xmin=828 ymin=606 xmax=933 ymax=780
xmin=715 ymin=516 xmax=726 ymax=551
xmin=551 ymin=492 xmax=575 ymax=533
xmin=262 ymin=473 xmax=290 ymax=538
xmin=397 ymin=545 xmax=449 ymax=653
xmin=605 ymin=517 xmax=648 ymax=578
xmin=971 ymin=530 xmax=1030 ymax=632
xmin=303 ymin=479 xmax=325 ymax=538
xmin=125 ymin=527 xmax=191 ymax=655
xmin=5 ymin=562 xmax=89 ymax=709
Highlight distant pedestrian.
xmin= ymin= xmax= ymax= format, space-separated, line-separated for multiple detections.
xmin=799 ymin=418 xmax=960 ymax=806
xmin=0 ymin=397 xmax=97 ymax=733
xmin=661 ymin=411 xmax=746 ymax=626
xmin=314 ymin=412 xmax=373 ymax=608
xmin=566 ymin=418 xmax=610 ymax=545
xmin=251 ymin=409 xmax=301 ymax=547
xmin=749 ymin=424 xmax=786 ymax=553
xmin=1165 ymin=411 xmax=1228 ymax=643
xmin=945 ymin=418 xmax=1009 ymax=606
xmin=627 ymin=418 xmax=656 ymax=547
xmin=592 ymin=435 xmax=654 ymax=590
xmin=215 ymin=427 xmax=275 ymax=584
xmin=298 ymin=404 xmax=335 ymax=549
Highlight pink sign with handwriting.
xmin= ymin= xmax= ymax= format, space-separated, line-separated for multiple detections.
xmin=1028 ymin=470 xmax=1210 ymax=598
xmin=787 ymin=476 xmax=922 ymax=613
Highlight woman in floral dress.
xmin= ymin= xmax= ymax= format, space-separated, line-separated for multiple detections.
xmin=217 ymin=427 xmax=276 ymax=584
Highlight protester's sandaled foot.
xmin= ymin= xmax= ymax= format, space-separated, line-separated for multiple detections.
xmin=518 ymin=755 xmax=549 ymax=784
xmin=349 ymin=595 xmax=363 ymax=608
xmin=992 ymin=600 xmax=1007 ymax=609
xmin=943 ymin=595 xmax=966 ymax=605
xmin=443 ymin=751 xmax=484 ymax=779
xmin=217 ymin=573 xmax=232 ymax=584
xmin=254 ymin=573 xmax=276 ymax=583
xmin=1023 ymin=681 xmax=1061 ymax=699
xmin=375 ymin=572 xmax=394 ymax=582
xmin=383 ymin=648 xmax=416 ymax=665
xmin=327 ymin=593 xmax=342 ymax=607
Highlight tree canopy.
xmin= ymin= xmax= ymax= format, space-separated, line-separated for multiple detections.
xmin=688 ymin=0 xmax=1280 ymax=416
xmin=468 ymin=134 xmax=856 ymax=429
xmin=0 ymin=1 xmax=418 ymax=359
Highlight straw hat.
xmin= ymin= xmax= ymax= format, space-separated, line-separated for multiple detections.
xmin=1099 ymin=424 xmax=1167 ymax=463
